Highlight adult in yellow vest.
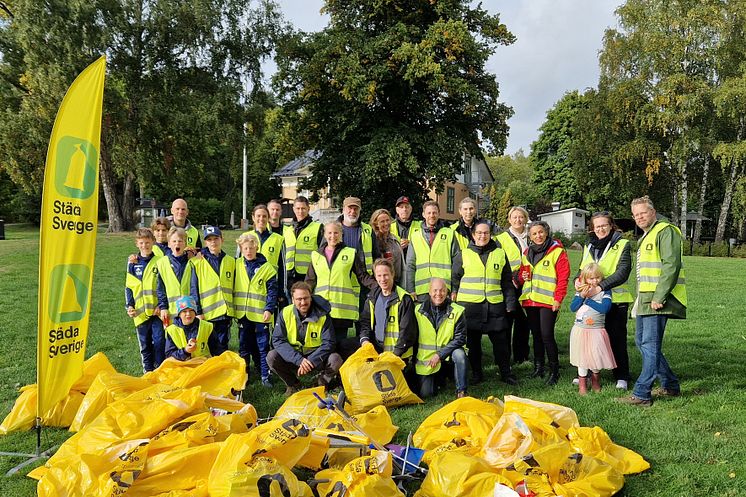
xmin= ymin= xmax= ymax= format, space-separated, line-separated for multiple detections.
xmin=575 ymin=212 xmax=633 ymax=390
xmin=283 ymin=196 xmax=324 ymax=290
xmin=495 ymin=206 xmax=531 ymax=364
xmin=359 ymin=258 xmax=417 ymax=363
xmin=450 ymin=197 xmax=479 ymax=251
xmin=125 ymin=227 xmax=164 ymax=372
xmin=451 ymin=220 xmax=518 ymax=385
xmin=414 ymin=278 xmax=468 ymax=398
xmin=169 ymin=198 xmax=201 ymax=249
xmin=190 ymin=226 xmax=235 ymax=356
xmin=370 ymin=208 xmax=404 ymax=287
xmin=234 ymin=233 xmax=279 ymax=387
xmin=305 ymin=221 xmax=376 ymax=344
xmin=404 ymin=200 xmax=460 ymax=302
xmin=514 ymin=221 xmax=570 ymax=386
xmin=157 ymin=227 xmax=197 ymax=323
xmin=390 ymin=196 xmax=422 ymax=256
xmin=164 ymin=296 xmax=218 ymax=360
xmin=619 ymin=196 xmax=686 ymax=407
xmin=339 ymin=196 xmax=378 ymax=273
xmin=267 ymin=198 xmax=285 ymax=235
xmin=267 ymin=282 xmax=342 ymax=396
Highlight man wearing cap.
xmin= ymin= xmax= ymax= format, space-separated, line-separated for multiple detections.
xmin=165 ymin=296 xmax=219 ymax=360
xmin=391 ymin=196 xmax=422 ymax=256
xmin=190 ymin=225 xmax=235 ymax=355
xmin=170 ymin=198 xmax=202 ymax=249
xmin=338 ymin=196 xmax=378 ymax=274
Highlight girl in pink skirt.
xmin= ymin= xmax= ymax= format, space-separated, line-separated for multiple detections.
xmin=569 ymin=263 xmax=617 ymax=394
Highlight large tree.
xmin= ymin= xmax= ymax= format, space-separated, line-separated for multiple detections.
xmin=273 ymin=0 xmax=514 ymax=209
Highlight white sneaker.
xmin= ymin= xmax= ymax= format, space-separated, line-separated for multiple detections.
xmin=615 ymin=380 xmax=628 ymax=390
xmin=572 ymin=377 xmax=579 ymax=385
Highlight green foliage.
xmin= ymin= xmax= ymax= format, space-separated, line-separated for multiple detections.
xmin=496 ymin=188 xmax=513 ymax=228
xmin=274 ymin=0 xmax=514 ymax=208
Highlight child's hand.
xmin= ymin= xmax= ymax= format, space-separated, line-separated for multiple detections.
xmin=185 ymin=338 xmax=197 ymax=353
xmin=263 ymin=311 xmax=272 ymax=323
xmin=128 ymin=254 xmax=138 ymax=264
xmin=574 ymin=278 xmax=584 ymax=291
xmin=160 ymin=309 xmax=170 ymax=324
xmin=127 ymin=306 xmax=137 ymax=317
xmin=552 ymin=300 xmax=561 ymax=312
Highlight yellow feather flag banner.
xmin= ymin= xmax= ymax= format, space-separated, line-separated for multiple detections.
xmin=37 ymin=56 xmax=106 ymax=418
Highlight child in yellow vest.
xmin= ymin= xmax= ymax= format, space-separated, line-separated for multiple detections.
xmin=165 ymin=296 xmax=217 ymax=360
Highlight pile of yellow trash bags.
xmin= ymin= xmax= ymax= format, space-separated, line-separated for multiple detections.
xmin=1 ymin=351 xmax=650 ymax=497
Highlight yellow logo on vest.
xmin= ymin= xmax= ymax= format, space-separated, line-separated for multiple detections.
xmin=48 ymin=264 xmax=90 ymax=322
xmin=54 ymin=136 xmax=97 ymax=200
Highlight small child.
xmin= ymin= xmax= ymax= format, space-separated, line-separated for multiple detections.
xmin=164 ymin=296 xmax=218 ymax=360
xmin=156 ymin=227 xmax=196 ymax=324
xmin=190 ymin=226 xmax=235 ymax=356
xmin=151 ymin=217 xmax=172 ymax=257
xmin=569 ymin=263 xmax=617 ymax=394
xmin=125 ymin=228 xmax=165 ymax=372
xmin=234 ymin=234 xmax=278 ymax=387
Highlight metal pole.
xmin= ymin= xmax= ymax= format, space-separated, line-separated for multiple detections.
xmin=242 ymin=122 xmax=248 ymax=225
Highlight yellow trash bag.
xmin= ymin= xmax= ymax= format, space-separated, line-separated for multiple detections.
xmin=339 ymin=342 xmax=422 ymax=414
xmin=567 ymin=426 xmax=650 ymax=475
xmin=148 ymin=412 xmax=224 ymax=456
xmin=0 ymin=352 xmax=115 ymax=434
xmin=510 ymin=441 xmax=624 ymax=497
xmin=213 ymin=456 xmax=313 ymax=497
xmin=70 ymin=371 xmax=153 ymax=432
xmin=413 ymin=396 xmax=503 ymax=452
xmin=35 ymin=438 xmax=150 ymax=497
xmin=168 ymin=351 xmax=248 ymax=397
xmin=415 ymin=451 xmax=513 ymax=497
xmin=212 ymin=403 xmax=259 ymax=440
xmin=315 ymin=450 xmax=404 ymax=497
xmin=480 ymin=412 xmax=535 ymax=469
xmin=45 ymin=385 xmax=205 ymax=469
xmin=125 ymin=443 xmax=222 ymax=497
xmin=503 ymin=395 xmax=579 ymax=433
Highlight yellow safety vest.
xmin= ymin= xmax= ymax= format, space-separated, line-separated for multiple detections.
xmin=284 ymin=221 xmax=322 ymax=275
xmin=234 ymin=259 xmax=277 ymax=323
xmin=191 ymin=254 xmax=235 ymax=320
xmin=245 ymin=230 xmax=285 ymax=268
xmin=125 ymin=256 xmax=160 ymax=326
xmin=390 ymin=219 xmax=422 ymax=240
xmin=311 ymin=247 xmax=359 ymax=320
xmin=152 ymin=245 xmax=165 ymax=258
xmin=411 ymin=227 xmax=454 ymax=295
xmin=519 ymin=247 xmax=563 ymax=306
xmin=457 ymin=247 xmax=505 ymax=304
xmin=282 ymin=304 xmax=326 ymax=354
xmin=495 ymin=231 xmax=522 ymax=272
xmin=156 ymin=256 xmax=193 ymax=318
xmin=184 ymin=225 xmax=200 ymax=248
xmin=368 ymin=286 xmax=413 ymax=358
xmin=579 ymin=239 xmax=634 ymax=304
xmin=414 ymin=302 xmax=465 ymax=375
xmin=450 ymin=221 xmax=472 ymax=251
xmin=166 ymin=319 xmax=213 ymax=358
xmin=637 ymin=222 xmax=687 ymax=306
xmin=361 ymin=222 xmax=374 ymax=273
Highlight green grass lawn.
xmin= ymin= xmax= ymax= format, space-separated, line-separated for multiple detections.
xmin=1 ymin=224 xmax=745 ymax=496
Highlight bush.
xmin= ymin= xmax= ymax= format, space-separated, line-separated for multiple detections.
xmin=186 ymin=198 xmax=224 ymax=226
xmin=552 ymin=231 xmax=587 ymax=249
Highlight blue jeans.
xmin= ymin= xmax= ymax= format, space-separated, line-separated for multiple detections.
xmin=632 ymin=314 xmax=680 ymax=400
xmin=238 ymin=318 xmax=271 ymax=379
xmin=136 ymin=316 xmax=165 ymax=372
xmin=418 ymin=348 xmax=468 ymax=398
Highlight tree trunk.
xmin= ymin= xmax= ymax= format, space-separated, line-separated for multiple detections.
xmin=99 ymin=138 xmax=126 ymax=232
xmin=693 ymin=154 xmax=710 ymax=243
xmin=122 ymin=171 xmax=136 ymax=230
xmin=671 ymin=173 xmax=680 ymax=227
xmin=679 ymin=163 xmax=688 ymax=238
xmin=715 ymin=157 xmax=739 ymax=242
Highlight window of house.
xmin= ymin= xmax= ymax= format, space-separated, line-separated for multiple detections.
xmin=446 ymin=187 xmax=455 ymax=214
xmin=464 ymin=155 xmax=472 ymax=185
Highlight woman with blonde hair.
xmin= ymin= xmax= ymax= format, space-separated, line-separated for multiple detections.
xmin=370 ymin=208 xmax=404 ymax=285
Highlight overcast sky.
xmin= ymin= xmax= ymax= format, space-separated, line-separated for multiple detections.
xmin=271 ymin=0 xmax=620 ymax=156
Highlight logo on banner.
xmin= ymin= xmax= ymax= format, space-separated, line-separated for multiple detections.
xmin=48 ymin=264 xmax=90 ymax=322
xmin=54 ymin=136 xmax=97 ymax=199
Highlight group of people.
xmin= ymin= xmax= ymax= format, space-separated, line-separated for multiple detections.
xmin=125 ymin=193 xmax=686 ymax=405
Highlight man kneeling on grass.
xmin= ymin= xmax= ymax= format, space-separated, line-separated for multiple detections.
xmin=267 ymin=282 xmax=343 ymax=396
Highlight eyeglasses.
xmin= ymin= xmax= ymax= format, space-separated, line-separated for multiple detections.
xmin=594 ymin=224 xmax=611 ymax=230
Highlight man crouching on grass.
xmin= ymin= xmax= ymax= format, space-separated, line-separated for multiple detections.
xmin=267 ymin=282 xmax=343 ymax=396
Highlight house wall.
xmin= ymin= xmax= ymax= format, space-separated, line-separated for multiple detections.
xmin=538 ymin=211 xmax=588 ymax=235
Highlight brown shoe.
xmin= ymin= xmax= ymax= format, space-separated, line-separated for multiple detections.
xmin=652 ymin=387 xmax=681 ymax=397
xmin=283 ymin=384 xmax=300 ymax=397
xmin=578 ymin=376 xmax=588 ymax=396
xmin=615 ymin=395 xmax=652 ymax=407
xmin=591 ymin=372 xmax=602 ymax=393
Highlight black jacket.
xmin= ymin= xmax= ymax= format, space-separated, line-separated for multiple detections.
xmin=359 ymin=285 xmax=417 ymax=356
xmin=272 ymin=295 xmax=335 ymax=368
xmin=416 ymin=297 xmax=467 ymax=360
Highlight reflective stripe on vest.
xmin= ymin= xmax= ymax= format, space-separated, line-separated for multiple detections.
xmin=156 ymin=256 xmax=192 ymax=318
xmin=411 ymin=228 xmax=454 ymax=295
xmin=495 ymin=231 xmax=522 ymax=272
xmin=361 ymin=222 xmax=374 ymax=273
xmin=234 ymin=260 xmax=277 ymax=323
xmin=245 ymin=231 xmax=284 ymax=268
xmin=284 ymin=222 xmax=322 ymax=275
xmin=369 ymin=286 xmax=413 ymax=358
xmin=414 ymin=302 xmax=465 ymax=375
xmin=166 ymin=320 xmax=213 ymax=358
xmin=457 ymin=248 xmax=505 ymax=304
xmin=579 ymin=239 xmax=634 ymax=304
xmin=311 ymin=247 xmax=359 ymax=320
xmin=126 ymin=257 xmax=160 ymax=326
xmin=519 ymin=247 xmax=563 ymax=306
xmin=450 ymin=221 xmax=471 ymax=251
xmin=191 ymin=255 xmax=235 ymax=320
xmin=637 ymin=222 xmax=687 ymax=306
xmin=283 ymin=304 xmax=325 ymax=354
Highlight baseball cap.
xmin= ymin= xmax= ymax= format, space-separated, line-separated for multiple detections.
xmin=343 ymin=197 xmax=361 ymax=208
xmin=175 ymin=296 xmax=197 ymax=314
xmin=395 ymin=196 xmax=410 ymax=206
xmin=202 ymin=225 xmax=222 ymax=239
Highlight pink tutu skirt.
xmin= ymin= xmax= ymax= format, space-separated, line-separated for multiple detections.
xmin=569 ymin=326 xmax=617 ymax=371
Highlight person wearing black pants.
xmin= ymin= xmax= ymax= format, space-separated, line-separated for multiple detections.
xmin=524 ymin=307 xmax=560 ymax=380
xmin=510 ymin=307 xmax=531 ymax=364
